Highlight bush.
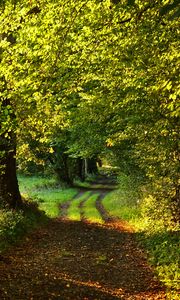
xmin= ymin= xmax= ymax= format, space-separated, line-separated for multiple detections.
xmin=140 ymin=195 xmax=179 ymax=233
xmin=0 ymin=200 xmax=47 ymax=252
xmin=0 ymin=210 xmax=24 ymax=242
xmin=138 ymin=230 xmax=180 ymax=297
xmin=103 ymin=172 xmax=180 ymax=297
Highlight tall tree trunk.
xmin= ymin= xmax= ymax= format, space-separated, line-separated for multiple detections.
xmin=77 ymin=158 xmax=85 ymax=181
xmin=0 ymin=90 xmax=22 ymax=209
xmin=54 ymin=153 xmax=73 ymax=186
xmin=0 ymin=135 xmax=21 ymax=209
xmin=87 ymin=157 xmax=98 ymax=175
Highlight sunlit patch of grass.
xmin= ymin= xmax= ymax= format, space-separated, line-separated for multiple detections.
xmin=18 ymin=174 xmax=57 ymax=192
xmin=83 ymin=194 xmax=103 ymax=224
xmin=67 ymin=192 xmax=92 ymax=221
xmin=103 ymin=190 xmax=140 ymax=227
xmin=67 ymin=202 xmax=81 ymax=221
xmin=18 ymin=175 xmax=77 ymax=217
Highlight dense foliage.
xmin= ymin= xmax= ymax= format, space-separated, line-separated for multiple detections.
xmin=103 ymin=172 xmax=179 ymax=298
xmin=0 ymin=1 xmax=179 ymax=222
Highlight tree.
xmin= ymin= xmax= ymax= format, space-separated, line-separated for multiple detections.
xmin=0 ymin=0 xmax=179 ymax=222
xmin=98 ymin=0 xmax=180 ymax=220
xmin=0 ymin=0 xmax=113 ymax=201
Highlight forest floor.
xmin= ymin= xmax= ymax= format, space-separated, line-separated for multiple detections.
xmin=0 ymin=175 xmax=166 ymax=299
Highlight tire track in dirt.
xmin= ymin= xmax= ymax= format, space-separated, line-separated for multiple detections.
xmin=95 ymin=191 xmax=116 ymax=223
xmin=78 ymin=191 xmax=94 ymax=222
xmin=59 ymin=191 xmax=84 ymax=219
xmin=59 ymin=190 xmax=95 ymax=221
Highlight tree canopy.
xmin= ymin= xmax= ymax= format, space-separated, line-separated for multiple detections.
xmin=0 ymin=0 xmax=179 ymax=214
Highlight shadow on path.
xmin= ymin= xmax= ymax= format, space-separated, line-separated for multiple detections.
xmin=0 ymin=174 xmax=166 ymax=299
xmin=0 ymin=221 xmax=165 ymax=299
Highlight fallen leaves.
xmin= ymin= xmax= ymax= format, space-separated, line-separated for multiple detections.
xmin=0 ymin=189 xmax=166 ymax=299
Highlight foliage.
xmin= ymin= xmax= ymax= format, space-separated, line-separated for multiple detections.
xmin=103 ymin=172 xmax=180 ymax=297
xmin=139 ymin=231 xmax=180 ymax=294
xmin=103 ymin=173 xmax=142 ymax=224
xmin=0 ymin=0 xmax=179 ymax=217
xmin=140 ymin=194 xmax=179 ymax=233
xmin=0 ymin=200 xmax=47 ymax=252
xmin=0 ymin=209 xmax=24 ymax=248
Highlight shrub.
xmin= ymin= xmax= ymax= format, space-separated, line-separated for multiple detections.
xmin=0 ymin=209 xmax=24 ymax=242
xmin=140 ymin=195 xmax=180 ymax=233
xmin=0 ymin=200 xmax=47 ymax=252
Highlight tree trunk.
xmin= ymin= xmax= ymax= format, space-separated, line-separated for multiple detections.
xmin=0 ymin=135 xmax=21 ymax=209
xmin=77 ymin=158 xmax=85 ymax=181
xmin=87 ymin=157 xmax=98 ymax=174
xmin=0 ymin=92 xmax=22 ymax=209
xmin=54 ymin=153 xmax=73 ymax=186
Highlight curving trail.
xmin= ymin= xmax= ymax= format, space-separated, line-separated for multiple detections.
xmin=0 ymin=174 xmax=166 ymax=299
xmin=59 ymin=174 xmax=118 ymax=223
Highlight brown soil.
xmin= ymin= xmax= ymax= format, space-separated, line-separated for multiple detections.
xmin=0 ymin=175 xmax=166 ymax=299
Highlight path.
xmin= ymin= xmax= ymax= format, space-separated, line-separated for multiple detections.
xmin=0 ymin=174 xmax=166 ymax=299
xmin=59 ymin=174 xmax=117 ymax=222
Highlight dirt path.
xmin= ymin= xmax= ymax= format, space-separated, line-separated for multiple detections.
xmin=0 ymin=175 xmax=166 ymax=299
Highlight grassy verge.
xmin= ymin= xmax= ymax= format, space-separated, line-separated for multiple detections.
xmin=18 ymin=174 xmax=78 ymax=217
xmin=103 ymin=172 xmax=180 ymax=299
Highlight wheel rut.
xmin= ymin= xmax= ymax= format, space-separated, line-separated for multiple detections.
xmin=95 ymin=192 xmax=116 ymax=223
xmin=78 ymin=191 xmax=95 ymax=222
xmin=59 ymin=192 xmax=82 ymax=219
xmin=59 ymin=174 xmax=118 ymax=223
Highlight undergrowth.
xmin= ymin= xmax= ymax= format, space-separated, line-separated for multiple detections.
xmin=103 ymin=172 xmax=180 ymax=299
xmin=0 ymin=175 xmax=77 ymax=252
xmin=0 ymin=200 xmax=47 ymax=253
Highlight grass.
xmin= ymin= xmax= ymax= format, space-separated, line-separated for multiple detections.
xmin=18 ymin=174 xmax=57 ymax=191
xmin=103 ymin=173 xmax=141 ymax=227
xmin=83 ymin=193 xmax=103 ymax=223
xmin=103 ymin=190 xmax=141 ymax=225
xmin=18 ymin=174 xmax=78 ymax=217
xmin=67 ymin=191 xmax=92 ymax=221
xmin=102 ymin=172 xmax=180 ymax=299
xmin=73 ymin=180 xmax=92 ymax=189
xmin=67 ymin=192 xmax=103 ymax=223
